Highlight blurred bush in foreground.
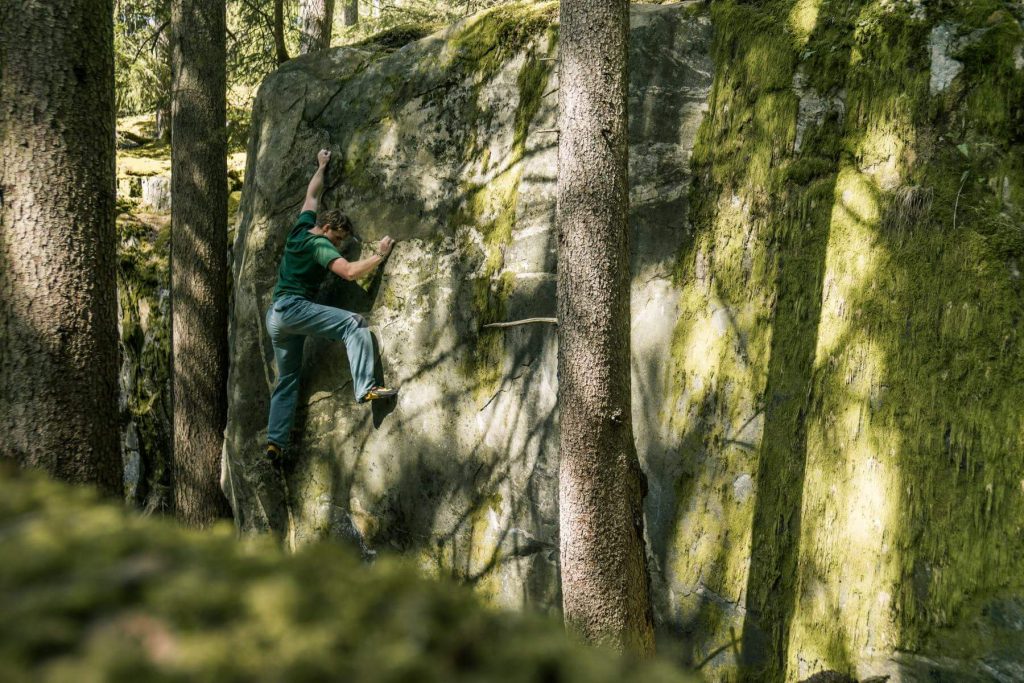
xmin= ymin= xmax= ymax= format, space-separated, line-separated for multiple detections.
xmin=0 ymin=467 xmax=697 ymax=683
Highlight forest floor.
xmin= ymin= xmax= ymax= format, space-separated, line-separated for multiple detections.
xmin=116 ymin=113 xmax=246 ymax=227
xmin=117 ymin=114 xmax=248 ymax=178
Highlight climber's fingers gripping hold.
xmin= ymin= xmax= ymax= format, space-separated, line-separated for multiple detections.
xmin=377 ymin=236 xmax=395 ymax=258
xmin=317 ymin=149 xmax=331 ymax=167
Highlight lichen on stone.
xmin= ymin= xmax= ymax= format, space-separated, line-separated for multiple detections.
xmin=669 ymin=0 xmax=1024 ymax=679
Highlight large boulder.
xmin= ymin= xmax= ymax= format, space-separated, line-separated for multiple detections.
xmin=225 ymin=0 xmax=711 ymax=610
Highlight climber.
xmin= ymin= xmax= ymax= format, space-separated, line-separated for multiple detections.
xmin=264 ymin=148 xmax=398 ymax=462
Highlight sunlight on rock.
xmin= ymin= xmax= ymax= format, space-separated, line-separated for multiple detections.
xmin=814 ymin=169 xmax=882 ymax=366
xmin=795 ymin=358 xmax=903 ymax=674
xmin=789 ymin=0 xmax=822 ymax=47
xmin=857 ymin=127 xmax=907 ymax=192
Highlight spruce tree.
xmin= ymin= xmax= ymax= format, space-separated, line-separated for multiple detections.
xmin=0 ymin=0 xmax=121 ymax=496
xmin=170 ymin=0 xmax=231 ymax=526
xmin=556 ymin=0 xmax=655 ymax=654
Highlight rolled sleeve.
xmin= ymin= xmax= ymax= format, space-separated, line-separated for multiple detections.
xmin=313 ymin=238 xmax=342 ymax=268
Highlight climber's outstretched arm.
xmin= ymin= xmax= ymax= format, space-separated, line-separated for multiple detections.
xmin=329 ymin=236 xmax=395 ymax=281
xmin=301 ymin=149 xmax=331 ymax=213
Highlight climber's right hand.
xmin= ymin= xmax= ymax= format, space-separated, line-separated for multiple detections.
xmin=377 ymin=236 xmax=395 ymax=258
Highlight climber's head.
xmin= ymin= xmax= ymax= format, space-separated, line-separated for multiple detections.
xmin=317 ymin=208 xmax=353 ymax=249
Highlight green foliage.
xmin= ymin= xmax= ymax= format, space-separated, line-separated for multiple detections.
xmin=115 ymin=0 xmax=301 ymax=147
xmin=0 ymin=468 xmax=695 ymax=683
xmin=114 ymin=0 xmax=171 ymax=117
xmin=351 ymin=22 xmax=441 ymax=52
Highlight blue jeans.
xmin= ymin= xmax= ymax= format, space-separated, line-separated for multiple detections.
xmin=265 ymin=295 xmax=376 ymax=448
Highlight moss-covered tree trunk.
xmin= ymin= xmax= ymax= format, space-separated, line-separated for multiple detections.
xmin=170 ymin=0 xmax=231 ymax=526
xmin=299 ymin=0 xmax=334 ymax=54
xmin=556 ymin=0 xmax=655 ymax=654
xmin=0 ymin=0 xmax=121 ymax=496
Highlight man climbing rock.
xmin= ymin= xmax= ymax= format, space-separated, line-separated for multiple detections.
xmin=265 ymin=149 xmax=398 ymax=462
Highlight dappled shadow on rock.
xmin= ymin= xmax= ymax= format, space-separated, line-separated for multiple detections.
xmin=224 ymin=1 xmax=713 ymax=627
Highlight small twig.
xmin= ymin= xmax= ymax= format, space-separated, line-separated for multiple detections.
xmin=953 ymin=170 xmax=969 ymax=231
xmin=482 ymin=317 xmax=557 ymax=329
xmin=542 ymin=87 xmax=559 ymax=98
xmin=535 ymin=129 xmax=559 ymax=134
xmin=538 ymin=57 xmax=558 ymax=61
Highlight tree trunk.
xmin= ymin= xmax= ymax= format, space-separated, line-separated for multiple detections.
xmin=154 ymin=26 xmax=172 ymax=144
xmin=299 ymin=0 xmax=335 ymax=54
xmin=170 ymin=0 xmax=231 ymax=526
xmin=342 ymin=0 xmax=357 ymax=27
xmin=0 ymin=0 xmax=121 ymax=495
xmin=556 ymin=0 xmax=655 ymax=655
xmin=273 ymin=0 xmax=289 ymax=65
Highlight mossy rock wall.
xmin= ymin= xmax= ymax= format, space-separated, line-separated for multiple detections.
xmin=228 ymin=0 xmax=1024 ymax=680
xmin=661 ymin=0 xmax=1024 ymax=681
xmin=117 ymin=209 xmax=172 ymax=512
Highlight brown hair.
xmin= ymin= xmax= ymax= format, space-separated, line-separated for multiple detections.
xmin=316 ymin=208 xmax=353 ymax=233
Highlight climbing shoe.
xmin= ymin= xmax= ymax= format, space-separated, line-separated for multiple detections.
xmin=360 ymin=385 xmax=399 ymax=402
xmin=266 ymin=443 xmax=284 ymax=463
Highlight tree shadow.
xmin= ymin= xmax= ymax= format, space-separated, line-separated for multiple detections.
xmin=225 ymin=0 xmax=722 ymax=632
xmin=639 ymin=0 xmax=860 ymax=676
xmin=739 ymin=175 xmax=837 ymax=679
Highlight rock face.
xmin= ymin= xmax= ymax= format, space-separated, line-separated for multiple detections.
xmin=226 ymin=0 xmax=710 ymax=607
xmin=140 ymin=176 xmax=171 ymax=212
xmin=228 ymin=1 xmax=1024 ymax=680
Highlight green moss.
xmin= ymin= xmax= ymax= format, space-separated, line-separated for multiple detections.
xmin=466 ymin=271 xmax=516 ymax=399
xmin=447 ymin=1 xmax=556 ymax=81
xmin=341 ymin=129 xmax=385 ymax=193
xmin=952 ymin=10 xmax=1024 ymax=140
xmin=457 ymin=172 xmax=515 ymax=397
xmin=0 ymin=468 xmax=698 ymax=683
xmin=352 ymin=22 xmax=441 ymax=53
xmin=116 ymin=210 xmax=172 ymax=509
xmin=668 ymin=0 xmax=1024 ymax=679
xmin=512 ymin=27 xmax=557 ymax=153
xmin=445 ymin=12 xmax=556 ymax=399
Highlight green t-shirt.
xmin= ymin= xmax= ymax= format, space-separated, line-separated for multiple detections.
xmin=272 ymin=211 xmax=343 ymax=301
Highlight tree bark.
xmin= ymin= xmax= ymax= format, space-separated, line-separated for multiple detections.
xmin=0 ymin=0 xmax=121 ymax=495
xmin=299 ymin=0 xmax=335 ymax=54
xmin=170 ymin=0 xmax=231 ymax=526
xmin=342 ymin=0 xmax=357 ymax=27
xmin=556 ymin=0 xmax=655 ymax=654
xmin=273 ymin=0 xmax=289 ymax=64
